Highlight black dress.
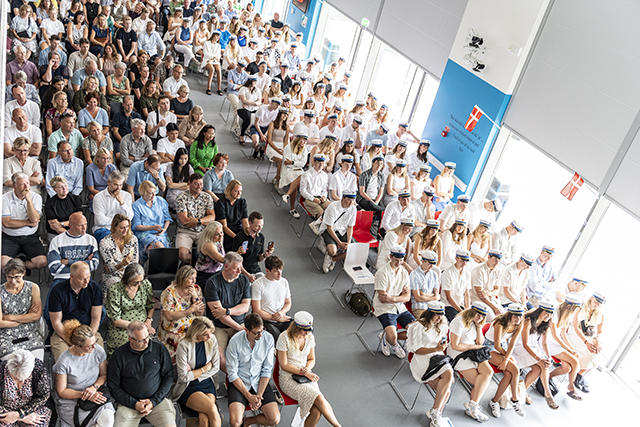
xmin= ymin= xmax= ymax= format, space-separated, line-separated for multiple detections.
xmin=178 ymin=341 xmax=217 ymax=406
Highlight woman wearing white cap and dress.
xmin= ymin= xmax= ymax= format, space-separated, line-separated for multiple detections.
xmin=511 ymin=300 xmax=560 ymax=410
xmin=376 ymin=219 xmax=414 ymax=271
xmin=547 ymin=293 xmax=584 ymax=401
xmin=385 ymin=141 xmax=408 ymax=176
xmin=382 ymin=158 xmax=410 ymax=207
xmin=360 ymin=139 xmax=383 ymax=172
xmin=279 ymin=134 xmax=309 ymax=217
xmin=412 ymin=219 xmax=442 ymax=270
xmin=484 ymin=304 xmax=527 ymax=418
xmin=432 ymin=162 xmax=456 ymax=211
xmin=276 ymin=312 xmax=342 ymax=427
xmin=440 ymin=218 xmax=468 ymax=270
xmin=407 ymin=140 xmax=432 ymax=178
xmin=411 ymin=165 xmax=432 ymax=201
xmin=448 ymin=302 xmax=493 ymax=423
xmin=467 ymin=219 xmax=492 ymax=270
xmin=567 ymin=292 xmax=606 ymax=393
xmin=406 ymin=301 xmax=454 ymax=427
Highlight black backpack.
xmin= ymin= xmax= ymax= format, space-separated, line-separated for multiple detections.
xmin=344 ymin=288 xmax=372 ymax=317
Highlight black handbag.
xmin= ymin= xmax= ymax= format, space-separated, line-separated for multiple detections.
xmin=451 ymin=347 xmax=491 ymax=369
xmin=291 ymin=374 xmax=312 ymax=384
xmin=580 ymin=320 xmax=595 ymax=337
xmin=74 ymin=384 xmax=110 ymax=427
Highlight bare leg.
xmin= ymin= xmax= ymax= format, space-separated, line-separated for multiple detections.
xmin=428 ymin=370 xmax=453 ymax=413
xmin=206 ymin=64 xmax=214 ymax=90
xmin=178 ymin=247 xmax=191 ymax=264
xmin=186 ymin=392 xmax=221 ymax=427
xmin=214 ymin=64 xmax=222 ymax=91
xmin=304 ymin=406 xmax=321 ymax=427
xmin=243 ymin=402 xmax=280 ymax=427
xmin=311 ymin=394 xmax=341 ymax=427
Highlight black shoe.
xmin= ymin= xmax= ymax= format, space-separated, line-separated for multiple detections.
xmin=535 ymin=378 xmax=546 ymax=396
xmin=549 ymin=378 xmax=559 ymax=396
xmin=575 ymin=374 xmax=590 ymax=393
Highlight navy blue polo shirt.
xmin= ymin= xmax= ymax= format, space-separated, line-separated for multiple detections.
xmin=231 ymin=230 xmax=265 ymax=275
xmin=48 ymin=279 xmax=103 ymax=325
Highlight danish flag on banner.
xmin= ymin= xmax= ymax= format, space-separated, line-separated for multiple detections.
xmin=465 ymin=105 xmax=483 ymax=132
xmin=560 ymin=172 xmax=584 ymax=201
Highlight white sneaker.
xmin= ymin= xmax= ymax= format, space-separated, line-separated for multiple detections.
xmin=488 ymin=400 xmax=500 ymax=418
xmin=473 ymin=405 xmax=489 ymax=422
xmin=322 ymin=254 xmax=332 ymax=274
xmin=427 ymin=409 xmax=441 ymax=427
xmin=309 ymin=218 xmax=322 ymax=235
xmin=317 ymin=238 xmax=327 ymax=255
xmin=379 ymin=332 xmax=391 ymax=356
xmin=393 ymin=343 xmax=406 ymax=359
xmin=510 ymin=399 xmax=526 ymax=417
xmin=290 ymin=209 xmax=300 ymax=219
xmin=282 ymin=194 xmax=289 ymax=203
xmin=204 ymin=69 xmax=209 ymax=77
xmin=329 ymin=259 xmax=336 ymax=271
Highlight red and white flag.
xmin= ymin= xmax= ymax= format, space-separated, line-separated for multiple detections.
xmin=465 ymin=105 xmax=483 ymax=132
xmin=560 ymin=172 xmax=584 ymax=201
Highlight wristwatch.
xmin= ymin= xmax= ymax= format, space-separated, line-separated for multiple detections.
xmin=198 ymin=219 xmax=202 ymax=226
xmin=225 ymin=308 xmax=230 ymax=316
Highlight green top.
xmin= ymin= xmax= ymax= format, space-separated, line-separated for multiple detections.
xmin=189 ymin=140 xmax=218 ymax=174
xmin=105 ymin=278 xmax=154 ymax=356
xmin=106 ymin=74 xmax=129 ymax=105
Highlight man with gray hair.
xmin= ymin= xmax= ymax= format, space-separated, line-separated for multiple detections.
xmin=5 ymin=45 xmax=38 ymax=86
xmin=4 ymin=71 xmax=39 ymax=105
xmin=92 ymin=170 xmax=134 ymax=242
xmin=107 ymin=321 xmax=175 ymax=427
xmin=70 ymin=60 xmax=106 ymax=94
xmin=4 ymin=108 xmax=43 ymax=158
xmin=1 ymin=172 xmax=46 ymax=271
xmin=5 ymin=85 xmax=40 ymax=127
xmin=119 ymin=118 xmax=153 ymax=177
xmin=204 ymin=252 xmax=251 ymax=373
xmin=111 ymin=95 xmax=141 ymax=161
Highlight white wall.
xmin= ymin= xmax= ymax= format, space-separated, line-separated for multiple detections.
xmin=504 ymin=0 xmax=640 ymax=218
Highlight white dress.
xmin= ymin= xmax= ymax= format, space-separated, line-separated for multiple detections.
xmin=382 ymin=174 xmax=407 ymax=206
xmin=200 ymin=40 xmax=221 ymax=73
xmin=547 ymin=314 xmax=571 ymax=356
xmin=435 ymin=175 xmax=454 ymax=202
xmin=567 ymin=310 xmax=602 ymax=369
xmin=279 ymin=145 xmax=307 ymax=187
xmin=512 ymin=328 xmax=546 ymax=368
xmin=406 ymin=322 xmax=451 ymax=383
xmin=276 ymin=333 xmax=321 ymax=418
xmin=468 ymin=240 xmax=489 ymax=270
xmin=266 ymin=128 xmax=286 ymax=161
xmin=448 ymin=316 xmax=480 ymax=371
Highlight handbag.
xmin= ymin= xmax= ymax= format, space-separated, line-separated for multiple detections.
xmin=451 ymin=347 xmax=491 ymax=369
xmin=580 ymin=320 xmax=595 ymax=337
xmin=291 ymin=374 xmax=312 ymax=384
xmin=16 ymin=30 xmax=30 ymax=38
xmin=74 ymin=384 xmax=110 ymax=427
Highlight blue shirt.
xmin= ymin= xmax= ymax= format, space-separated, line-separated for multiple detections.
xmin=48 ymin=278 xmax=103 ymax=325
xmin=132 ymin=196 xmax=172 ymax=234
xmin=203 ymin=168 xmax=234 ymax=195
xmin=227 ymin=69 xmax=248 ymax=95
xmin=282 ymin=51 xmax=301 ymax=69
xmin=46 ymin=156 xmax=84 ymax=197
xmin=225 ymin=330 xmax=274 ymax=392
xmin=126 ymin=160 xmax=166 ymax=197
xmin=409 ymin=266 xmax=439 ymax=310
xmin=70 ymin=69 xmax=107 ymax=89
xmin=78 ymin=107 xmax=110 ymax=130
xmin=365 ymin=129 xmax=389 ymax=148
xmin=137 ymin=31 xmax=165 ymax=57
xmin=526 ymin=257 xmax=557 ymax=301
xmin=38 ymin=47 xmax=68 ymax=67
xmin=86 ymin=162 xmax=117 ymax=192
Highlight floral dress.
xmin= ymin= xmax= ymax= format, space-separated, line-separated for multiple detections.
xmin=45 ymin=108 xmax=76 ymax=134
xmin=0 ymin=360 xmax=52 ymax=427
xmin=158 ymin=283 xmax=204 ymax=361
xmin=0 ymin=281 xmax=44 ymax=358
xmin=105 ymin=279 xmax=154 ymax=356
xmin=275 ymin=333 xmax=320 ymax=417
xmin=11 ymin=16 xmax=39 ymax=53
xmin=99 ymin=234 xmax=140 ymax=295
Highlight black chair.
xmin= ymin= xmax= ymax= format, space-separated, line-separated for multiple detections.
xmin=147 ymin=248 xmax=180 ymax=296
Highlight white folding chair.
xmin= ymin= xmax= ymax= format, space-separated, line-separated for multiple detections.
xmin=329 ymin=243 xmax=375 ymax=309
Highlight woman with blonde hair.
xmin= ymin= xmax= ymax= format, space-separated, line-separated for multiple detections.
xmin=411 ymin=165 xmax=432 ymax=200
xmin=382 ymin=159 xmax=410 ymax=206
xmin=413 ymin=220 xmax=442 ymax=269
xmin=547 ymin=294 xmax=585 ymax=400
xmin=567 ymin=292 xmax=606 ymax=393
xmin=362 ymin=92 xmax=378 ymax=127
xmin=264 ymin=78 xmax=283 ymax=103
xmin=178 ymin=105 xmax=207 ymax=146
xmin=223 ymin=35 xmax=241 ymax=70
xmin=432 ymin=162 xmax=456 ymax=209
xmin=73 ymin=75 xmax=108 ymax=112
xmin=344 ymin=101 xmax=365 ymax=128
xmin=448 ymin=302 xmax=493 ymax=423
xmin=195 ymin=221 xmax=226 ymax=287
xmin=441 ymin=218 xmax=468 ymax=270
xmin=266 ymin=108 xmax=290 ymax=184
xmin=467 ymin=220 xmax=492 ymax=269
xmin=99 ymin=213 xmax=139 ymax=293
xmin=279 ymin=134 xmax=309 ymax=217
xmin=217 ymin=180 xmax=249 ymax=252
xmin=376 ymin=220 xmax=414 ymax=271
xmin=82 ymin=121 xmax=114 ymax=164
xmin=276 ymin=312 xmax=342 ymax=427
xmin=159 ymin=266 xmax=206 ymax=360
xmin=360 ymin=140 xmax=383 ymax=172
xmin=309 ymin=137 xmax=336 ymax=173
xmin=45 ymin=91 xmax=76 ymax=139
xmin=132 ymin=180 xmax=172 ymax=262
xmin=172 ymin=317 xmax=221 ymax=427
xmin=53 ymin=320 xmax=115 ymax=427
xmin=368 ymin=104 xmax=388 ymax=131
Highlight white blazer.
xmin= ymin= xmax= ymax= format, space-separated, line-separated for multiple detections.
xmin=171 ymin=337 xmax=220 ymax=401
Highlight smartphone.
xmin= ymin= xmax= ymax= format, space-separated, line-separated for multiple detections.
xmin=352 ymin=266 xmax=363 ymax=271
xmin=242 ymin=241 xmax=249 ymax=251
xmin=440 ymin=337 xmax=447 ymax=345
xmin=268 ymin=241 xmax=274 ymax=250
xmin=12 ymin=337 xmax=29 ymax=345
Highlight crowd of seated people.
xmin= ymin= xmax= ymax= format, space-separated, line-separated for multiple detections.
xmin=1 ymin=2 xmax=606 ymax=427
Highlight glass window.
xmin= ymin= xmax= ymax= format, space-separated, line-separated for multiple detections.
xmin=483 ymin=133 xmax=597 ymax=264
xmin=260 ymin=0 xmax=288 ymax=23
xmin=309 ymin=4 xmax=360 ymax=71
xmin=411 ymin=74 xmax=440 ymax=137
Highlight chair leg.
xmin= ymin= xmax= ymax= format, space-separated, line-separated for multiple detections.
xmin=218 ymin=96 xmax=229 ymax=122
xmin=270 ymin=186 xmax=283 ymax=207
xmin=254 ymin=160 xmax=273 ymax=183
xmin=289 ymin=200 xmax=308 ymax=238
xmin=389 ymin=359 xmax=419 ymax=411
xmin=355 ymin=314 xmax=376 ymax=356
xmin=329 ymin=268 xmax=346 ymax=309
xmin=307 ymin=235 xmax=322 ymax=271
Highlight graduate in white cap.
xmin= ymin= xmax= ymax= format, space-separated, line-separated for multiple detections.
xmin=376 ymin=218 xmax=414 ymax=270
xmin=412 ymin=219 xmax=442 ymax=270
xmin=467 ymin=219 xmax=492 ymax=270
xmin=468 ymin=198 xmax=502 ymax=233
xmin=276 ymin=312 xmax=343 ymax=427
xmin=441 ymin=249 xmax=472 ymax=322
xmin=498 ymin=253 xmax=533 ymax=306
xmin=385 ymin=141 xmax=408 ymax=176
xmin=432 ymin=162 xmax=456 ymax=209
xmin=296 ymin=154 xmax=330 ymax=219
xmin=557 ymin=276 xmax=589 ymax=303
xmin=406 ymin=301 xmax=454 ymax=426
xmin=567 ymin=292 xmax=606 ymax=393
xmin=380 ymin=190 xmax=416 ymax=236
xmin=526 ymin=245 xmax=558 ymax=308
xmin=511 ymin=300 xmax=559 ymax=409
xmin=438 ymin=194 xmax=470 ymax=232
xmin=410 ymin=164 xmax=432 ymax=201
xmin=280 ymin=134 xmax=309 ymax=217
xmin=407 ymin=139 xmax=432 ymax=178
xmin=382 ymin=159 xmax=410 ymax=207
xmin=411 ymin=186 xmax=436 ymax=238
xmin=409 ymin=251 xmax=440 ymax=318
xmin=328 ymin=154 xmax=357 ymax=201
xmin=484 ymin=303 xmax=527 ymax=418
xmin=492 ymin=220 xmax=522 ymax=266
xmin=470 ymin=249 xmax=504 ymax=321
xmin=440 ymin=218 xmax=468 ymax=270
xmin=448 ymin=301 xmax=493 ymax=422
xmin=356 ymin=155 xmax=385 ymax=216
xmin=292 ymin=108 xmax=320 ymax=145
xmin=547 ymin=293 xmax=584 ymax=401
xmin=250 ymin=96 xmax=281 ymax=159
xmin=318 ymin=113 xmax=343 ymax=146
xmin=373 ymin=244 xmax=415 ymax=359
xmin=318 ymin=191 xmax=357 ymax=274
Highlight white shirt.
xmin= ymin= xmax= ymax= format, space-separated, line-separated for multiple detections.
xmin=5 ymin=100 xmax=40 ymax=127
xmin=4 ymin=124 xmax=42 ymax=150
xmin=132 ymin=17 xmax=150 ymax=36
xmin=256 ymin=73 xmax=271 ymax=93
xmin=448 ymin=316 xmax=478 ymax=359
xmin=292 ymin=121 xmax=319 ymax=140
xmin=92 ymin=188 xmax=134 ymax=232
xmin=407 ymin=151 xmax=432 ymax=178
xmin=468 ymin=200 xmax=497 ymax=232
xmin=381 ymin=201 xmax=416 ymax=231
xmin=492 ymin=228 xmax=519 ymax=266
xmin=162 ymin=77 xmax=189 ymax=98
xmin=156 ymin=138 xmax=185 ymax=157
xmin=340 ymin=124 xmax=361 ymax=146
xmin=411 ymin=198 xmax=436 ymax=225
xmin=241 ymin=46 xmax=257 ymax=63
xmin=254 ymin=105 xmax=278 ymax=128
xmin=251 ymin=276 xmax=291 ymax=314
xmin=441 ymin=265 xmax=470 ymax=308
xmin=299 ymin=168 xmax=328 ymax=201
xmin=373 ymin=262 xmax=410 ymax=316
xmin=3 ymin=156 xmax=43 ymax=195
xmin=238 ymin=86 xmax=261 ymax=112
xmin=499 ymin=262 xmax=530 ymax=305
xmin=441 ymin=230 xmax=467 ymax=270
xmin=40 ymin=18 xmax=65 ymax=38
xmin=319 ymin=125 xmax=343 ymax=145
xmin=328 ymin=169 xmax=357 ymax=200
xmin=2 ymin=190 xmax=42 ymax=237
xmin=439 ymin=203 xmax=470 ymax=231
xmin=146 ymin=110 xmax=177 ymax=138
xmin=318 ymin=200 xmax=356 ymax=236
xmin=470 ymin=262 xmax=503 ymax=304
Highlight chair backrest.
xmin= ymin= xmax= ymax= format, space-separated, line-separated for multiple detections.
xmin=148 ymin=248 xmax=180 ymax=275
xmin=481 ymin=322 xmax=491 ymax=337
xmin=344 ymin=242 xmax=370 ymax=268
xmin=355 ymin=210 xmax=373 ymax=231
xmin=434 ymin=210 xmax=442 ymax=220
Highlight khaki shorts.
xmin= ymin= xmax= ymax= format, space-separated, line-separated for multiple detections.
xmin=176 ymin=228 xmax=202 ymax=250
xmin=115 ymin=397 xmax=176 ymax=427
xmin=214 ymin=326 xmax=241 ymax=349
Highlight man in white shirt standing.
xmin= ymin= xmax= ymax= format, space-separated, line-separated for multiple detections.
xmin=468 ymin=198 xmax=502 ymax=233
xmin=294 ymin=154 xmax=330 ymax=219
xmin=318 ymin=191 xmax=357 ymax=274
xmin=250 ymin=97 xmax=280 ymax=159
xmin=250 ymin=255 xmax=292 ymax=342
xmin=441 ymin=249 xmax=471 ymax=322
xmin=492 ymin=220 xmax=522 ymax=266
xmin=92 ymin=170 xmax=134 ymax=243
xmin=470 ymin=249 xmax=504 ymax=321
xmin=373 ymin=244 xmax=414 ymax=358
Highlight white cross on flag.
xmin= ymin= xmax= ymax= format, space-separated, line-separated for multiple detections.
xmin=465 ymin=105 xmax=483 ymax=132
xmin=560 ymin=172 xmax=584 ymax=201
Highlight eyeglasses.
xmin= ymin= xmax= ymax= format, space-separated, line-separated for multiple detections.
xmin=250 ymin=328 xmax=264 ymax=337
xmin=130 ymin=336 xmax=149 ymax=343
xmin=6 ymin=274 xmax=24 ymax=280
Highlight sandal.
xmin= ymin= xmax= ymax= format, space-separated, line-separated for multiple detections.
xmin=206 ymin=89 xmax=211 ymax=95
xmin=545 ymin=396 xmax=559 ymax=410
xmin=567 ymin=390 xmax=582 ymax=401
xmin=525 ymin=394 xmax=532 ymax=405
xmin=217 ymin=90 xmax=223 ymax=96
